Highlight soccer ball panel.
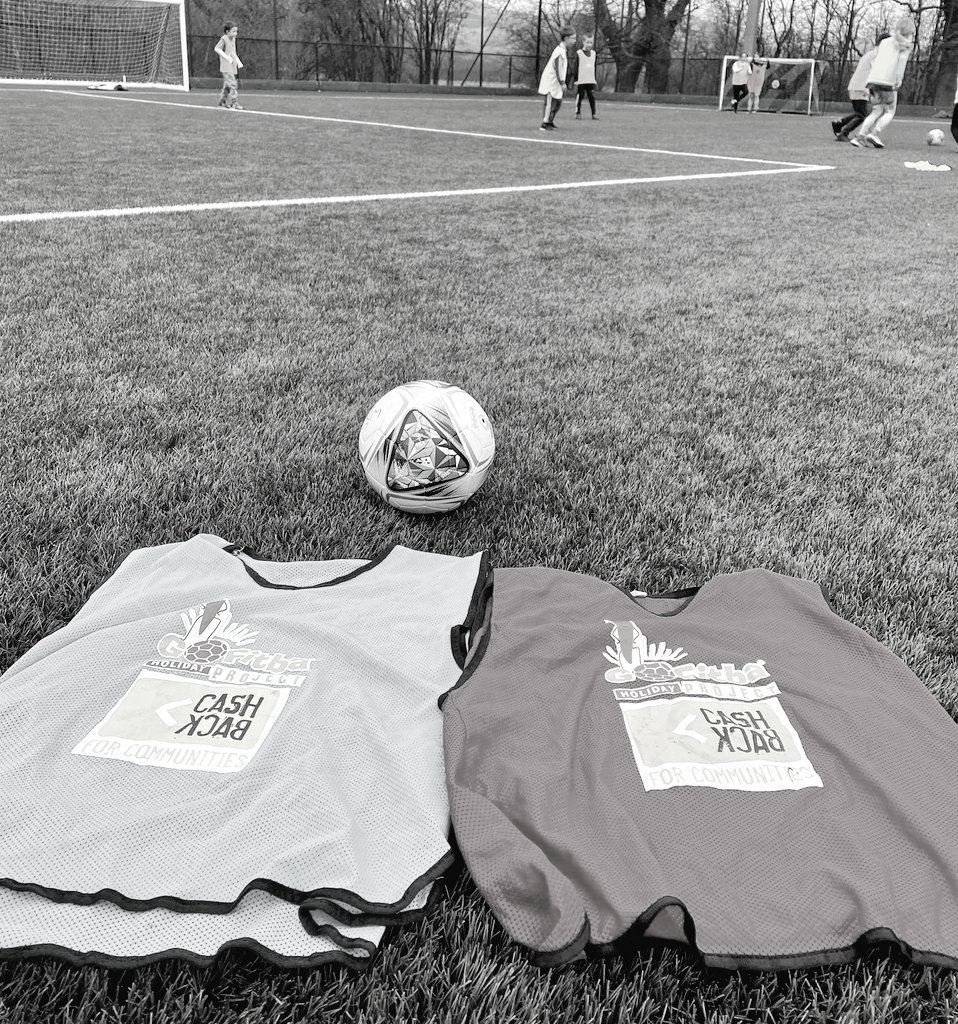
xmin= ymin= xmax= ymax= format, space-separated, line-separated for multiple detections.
xmin=358 ymin=380 xmax=496 ymax=514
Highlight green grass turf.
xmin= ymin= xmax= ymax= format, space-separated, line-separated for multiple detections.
xmin=2 ymin=87 xmax=958 ymax=1022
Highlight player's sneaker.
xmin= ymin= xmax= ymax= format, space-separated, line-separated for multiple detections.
xmin=834 ymin=133 xmax=848 ymax=142
xmin=848 ymin=136 xmax=866 ymax=148
xmin=592 ymin=115 xmax=600 ymax=120
xmin=865 ymin=133 xmax=884 ymax=148
xmin=575 ymin=113 xmax=581 ymax=119
xmin=831 ymin=119 xmax=843 ymax=138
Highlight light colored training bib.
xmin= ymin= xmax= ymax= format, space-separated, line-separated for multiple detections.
xmin=0 ymin=534 xmax=487 ymax=967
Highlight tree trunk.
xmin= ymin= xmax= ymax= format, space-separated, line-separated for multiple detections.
xmin=630 ymin=0 xmax=691 ymax=93
xmin=934 ymin=0 xmax=958 ymax=110
xmin=593 ymin=0 xmax=643 ymax=91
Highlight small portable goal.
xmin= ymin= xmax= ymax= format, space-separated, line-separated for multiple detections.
xmin=718 ymin=56 xmax=822 ymax=115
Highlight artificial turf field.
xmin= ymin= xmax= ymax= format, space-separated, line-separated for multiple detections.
xmin=1 ymin=86 xmax=958 ymax=1022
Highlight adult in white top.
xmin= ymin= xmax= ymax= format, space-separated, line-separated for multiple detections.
xmin=573 ymin=36 xmax=599 ymax=120
xmin=849 ymin=16 xmax=914 ymax=148
xmin=214 ymin=24 xmax=244 ymax=110
xmin=729 ymin=52 xmax=750 ymax=112
xmin=538 ymin=26 xmax=577 ymax=131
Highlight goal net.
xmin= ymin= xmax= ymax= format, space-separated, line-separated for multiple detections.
xmin=0 ymin=0 xmax=189 ymax=89
xmin=718 ymin=57 xmax=822 ymax=115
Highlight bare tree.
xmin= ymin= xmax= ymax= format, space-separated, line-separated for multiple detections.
xmin=693 ymin=0 xmax=747 ymax=56
xmin=190 ymin=0 xmax=289 ymax=37
xmin=505 ymin=0 xmax=588 ymax=75
xmin=297 ymin=0 xmax=399 ymax=79
xmin=592 ymin=0 xmax=640 ymax=86
xmin=764 ymin=0 xmax=798 ymax=54
xmin=399 ymin=0 xmax=471 ymax=84
xmin=594 ymin=0 xmax=694 ymax=91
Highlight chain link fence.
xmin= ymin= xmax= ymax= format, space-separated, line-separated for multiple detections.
xmin=189 ymin=36 xmax=939 ymax=105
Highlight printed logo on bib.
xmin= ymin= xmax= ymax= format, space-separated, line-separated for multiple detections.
xmin=74 ymin=600 xmax=313 ymax=773
xmin=603 ymin=620 xmax=822 ymax=792
xmin=150 ymin=599 xmax=315 ymax=688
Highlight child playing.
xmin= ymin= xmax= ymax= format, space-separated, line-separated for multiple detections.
xmin=832 ymin=33 xmax=888 ymax=141
xmin=729 ymin=52 xmax=750 ymax=112
xmin=572 ymin=36 xmax=599 ymax=120
xmin=746 ymin=57 xmax=768 ymax=112
xmin=849 ymin=16 xmax=915 ymax=148
xmin=214 ymin=24 xmax=244 ymax=110
xmin=538 ymin=26 xmax=576 ymax=131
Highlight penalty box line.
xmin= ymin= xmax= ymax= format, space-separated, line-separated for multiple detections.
xmin=43 ymin=89 xmax=827 ymax=171
xmin=1 ymin=167 xmax=833 ymax=225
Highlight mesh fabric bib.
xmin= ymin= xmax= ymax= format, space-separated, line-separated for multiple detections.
xmin=0 ymin=534 xmax=487 ymax=967
xmin=443 ymin=566 xmax=958 ymax=970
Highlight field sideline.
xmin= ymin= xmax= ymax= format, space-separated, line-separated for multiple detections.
xmin=2 ymin=88 xmax=958 ymax=1023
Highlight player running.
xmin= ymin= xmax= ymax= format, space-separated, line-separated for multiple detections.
xmin=849 ymin=16 xmax=915 ymax=149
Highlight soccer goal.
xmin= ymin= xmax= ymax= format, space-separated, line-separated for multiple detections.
xmin=0 ymin=0 xmax=189 ymax=90
xmin=718 ymin=56 xmax=822 ymax=115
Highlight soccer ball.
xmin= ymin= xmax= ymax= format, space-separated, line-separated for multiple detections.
xmin=927 ymin=129 xmax=945 ymax=146
xmin=358 ymin=380 xmax=496 ymax=514
xmin=770 ymin=79 xmax=780 ymax=89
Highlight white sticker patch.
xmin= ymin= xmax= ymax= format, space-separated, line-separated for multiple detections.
xmin=617 ymin=692 xmax=822 ymax=791
xmin=73 ymin=669 xmax=288 ymax=774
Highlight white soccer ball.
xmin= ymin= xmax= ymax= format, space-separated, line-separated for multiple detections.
xmin=927 ymin=129 xmax=945 ymax=146
xmin=770 ymin=79 xmax=780 ymax=89
xmin=358 ymin=380 xmax=496 ymax=514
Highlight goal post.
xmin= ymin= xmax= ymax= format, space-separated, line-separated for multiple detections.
xmin=0 ymin=0 xmax=190 ymax=90
xmin=718 ymin=56 xmax=822 ymax=115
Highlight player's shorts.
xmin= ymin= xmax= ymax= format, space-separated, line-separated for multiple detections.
xmin=867 ymin=85 xmax=895 ymax=105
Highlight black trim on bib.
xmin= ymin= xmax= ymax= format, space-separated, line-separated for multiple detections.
xmin=297 ymin=916 xmax=383 ymax=955
xmin=535 ymin=917 xmax=591 ymax=967
xmin=225 ymin=542 xmax=398 ymax=590
xmin=0 ymin=935 xmax=379 ymax=971
xmin=442 ymin=561 xmax=493 ymax=701
xmin=450 ymin=552 xmax=492 ymax=670
xmin=613 ymin=583 xmax=702 ymax=617
xmin=299 ymin=850 xmax=455 ymax=924
xmin=305 ymin=874 xmax=444 ymax=929
xmin=438 ymin=584 xmax=493 ymax=711
xmin=0 ymin=848 xmax=454 ymax=921
xmin=529 ymin=898 xmax=958 ymax=973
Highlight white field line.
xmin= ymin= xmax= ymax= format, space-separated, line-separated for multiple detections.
xmin=37 ymin=88 xmax=827 ymax=170
xmin=0 ymin=167 xmax=833 ymax=225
